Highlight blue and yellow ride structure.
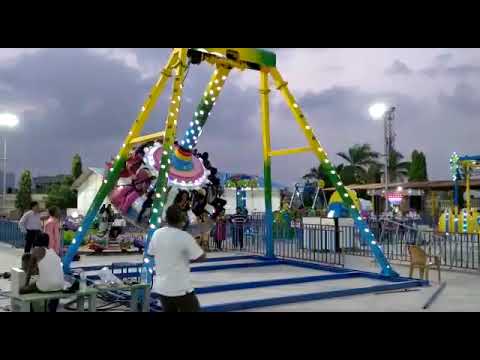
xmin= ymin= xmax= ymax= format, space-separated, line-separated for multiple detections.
xmin=438 ymin=153 xmax=480 ymax=234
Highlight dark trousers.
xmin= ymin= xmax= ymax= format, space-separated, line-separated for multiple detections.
xmin=31 ymin=299 xmax=59 ymax=312
xmin=26 ymin=283 xmax=60 ymax=312
xmin=47 ymin=299 xmax=60 ymax=312
xmin=24 ymin=230 xmax=41 ymax=253
xmin=159 ymin=292 xmax=200 ymax=312
xmin=233 ymin=227 xmax=244 ymax=249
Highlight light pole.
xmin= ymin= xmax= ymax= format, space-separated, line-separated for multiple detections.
xmin=369 ymin=103 xmax=396 ymax=217
xmin=0 ymin=113 xmax=19 ymax=214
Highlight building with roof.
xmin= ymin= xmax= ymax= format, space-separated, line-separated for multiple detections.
xmin=324 ymin=179 xmax=480 ymax=223
xmin=33 ymin=175 xmax=69 ymax=193
xmin=71 ymin=167 xmax=106 ymax=216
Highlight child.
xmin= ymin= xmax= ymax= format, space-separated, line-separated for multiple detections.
xmin=214 ymin=210 xmax=226 ymax=251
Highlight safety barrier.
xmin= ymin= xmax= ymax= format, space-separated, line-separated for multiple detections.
xmin=211 ymin=215 xmax=480 ymax=271
xmin=0 ymin=220 xmax=24 ymax=249
xmin=352 ymin=220 xmax=480 ymax=271
xmin=208 ymin=216 xmax=344 ymax=267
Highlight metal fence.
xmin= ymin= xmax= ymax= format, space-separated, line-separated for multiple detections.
xmin=352 ymin=220 xmax=480 ymax=271
xmin=207 ymin=216 xmax=267 ymax=256
xmin=0 ymin=220 xmax=24 ymax=248
xmin=207 ymin=215 xmax=344 ymax=267
xmin=2 ymin=214 xmax=478 ymax=271
xmin=0 ymin=220 xmax=65 ymax=255
xmin=208 ymin=215 xmax=480 ymax=271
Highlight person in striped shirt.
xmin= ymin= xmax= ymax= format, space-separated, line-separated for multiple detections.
xmin=230 ymin=207 xmax=248 ymax=249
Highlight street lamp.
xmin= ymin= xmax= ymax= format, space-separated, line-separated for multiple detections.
xmin=369 ymin=103 xmax=388 ymax=121
xmin=369 ymin=103 xmax=395 ymax=217
xmin=0 ymin=113 xmax=19 ymax=128
xmin=0 ymin=113 xmax=19 ymax=213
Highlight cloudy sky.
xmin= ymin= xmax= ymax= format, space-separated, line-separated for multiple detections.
xmin=1 ymin=48 xmax=479 ymax=187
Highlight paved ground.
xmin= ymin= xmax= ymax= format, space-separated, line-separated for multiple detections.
xmin=0 ymin=242 xmax=479 ymax=312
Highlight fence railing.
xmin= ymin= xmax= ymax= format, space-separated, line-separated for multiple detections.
xmin=210 ymin=215 xmax=480 ymax=271
xmin=354 ymin=219 xmax=480 ymax=271
xmin=207 ymin=216 xmax=344 ymax=267
xmin=3 ymin=214 xmax=478 ymax=272
xmin=0 ymin=220 xmax=24 ymax=249
xmin=0 ymin=220 xmax=65 ymax=255
xmin=208 ymin=216 xmax=268 ymax=256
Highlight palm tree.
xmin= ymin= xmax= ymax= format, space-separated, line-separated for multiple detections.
xmin=381 ymin=149 xmax=411 ymax=182
xmin=336 ymin=144 xmax=381 ymax=184
xmin=303 ymin=163 xmax=360 ymax=187
xmin=303 ymin=164 xmax=345 ymax=187
xmin=365 ymin=163 xmax=382 ymax=184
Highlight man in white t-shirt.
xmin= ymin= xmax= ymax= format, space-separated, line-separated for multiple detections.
xmin=148 ymin=205 xmax=206 ymax=312
xmin=20 ymin=233 xmax=65 ymax=312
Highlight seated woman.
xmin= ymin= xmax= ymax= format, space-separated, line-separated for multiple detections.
xmin=110 ymin=168 xmax=153 ymax=215
xmin=20 ymin=233 xmax=65 ymax=312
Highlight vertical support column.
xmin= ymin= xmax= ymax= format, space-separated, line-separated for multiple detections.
xmin=142 ymin=49 xmax=189 ymax=284
xmin=269 ymin=67 xmax=398 ymax=277
xmin=454 ymin=182 xmax=459 ymax=210
xmin=259 ymin=70 xmax=274 ymax=258
xmin=62 ymin=49 xmax=180 ymax=273
xmin=235 ymin=187 xmax=247 ymax=210
xmin=3 ymin=137 xmax=6 ymax=212
xmin=179 ymin=66 xmax=231 ymax=149
xmin=431 ymin=191 xmax=436 ymax=224
xmin=466 ymin=164 xmax=471 ymax=210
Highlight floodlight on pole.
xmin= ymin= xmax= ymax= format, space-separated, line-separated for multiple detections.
xmin=369 ymin=103 xmax=388 ymax=120
xmin=0 ymin=113 xmax=19 ymax=214
xmin=369 ymin=103 xmax=396 ymax=218
xmin=0 ymin=113 xmax=19 ymax=128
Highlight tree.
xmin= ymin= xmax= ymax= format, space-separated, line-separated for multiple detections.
xmin=303 ymin=165 xmax=340 ymax=188
xmin=382 ymin=149 xmax=411 ymax=183
xmin=46 ymin=177 xmax=77 ymax=210
xmin=408 ymin=150 xmax=428 ymax=182
xmin=303 ymin=162 xmax=360 ymax=187
xmin=337 ymin=165 xmax=357 ymax=186
xmin=365 ymin=163 xmax=382 ymax=184
xmin=72 ymin=154 xmax=83 ymax=180
xmin=15 ymin=170 xmax=32 ymax=213
xmin=46 ymin=154 xmax=81 ymax=211
xmin=337 ymin=144 xmax=381 ymax=184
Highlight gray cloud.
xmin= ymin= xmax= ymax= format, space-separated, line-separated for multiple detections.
xmin=1 ymin=48 xmax=480 ymax=188
xmin=385 ymin=60 xmax=413 ymax=76
xmin=0 ymin=48 xmax=262 ymax=184
xmin=435 ymin=53 xmax=453 ymax=65
xmin=422 ymin=62 xmax=480 ymax=79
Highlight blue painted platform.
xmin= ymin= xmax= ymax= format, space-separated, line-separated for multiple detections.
xmin=72 ymin=255 xmax=429 ymax=312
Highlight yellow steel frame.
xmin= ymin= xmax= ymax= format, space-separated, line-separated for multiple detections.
xmin=63 ymin=48 xmax=187 ymax=271
xmin=466 ymin=163 xmax=471 ymax=210
xmin=129 ymin=131 xmax=165 ymax=146
xmin=64 ymin=47 xmax=398 ymax=277
xmin=260 ymin=70 xmax=274 ymax=256
xmin=121 ymin=49 xmax=181 ymax=157
xmin=270 ymin=147 xmax=312 ymax=157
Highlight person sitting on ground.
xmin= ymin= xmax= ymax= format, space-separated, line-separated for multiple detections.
xmin=147 ymin=205 xmax=206 ymax=312
xmin=20 ymin=233 xmax=65 ymax=312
